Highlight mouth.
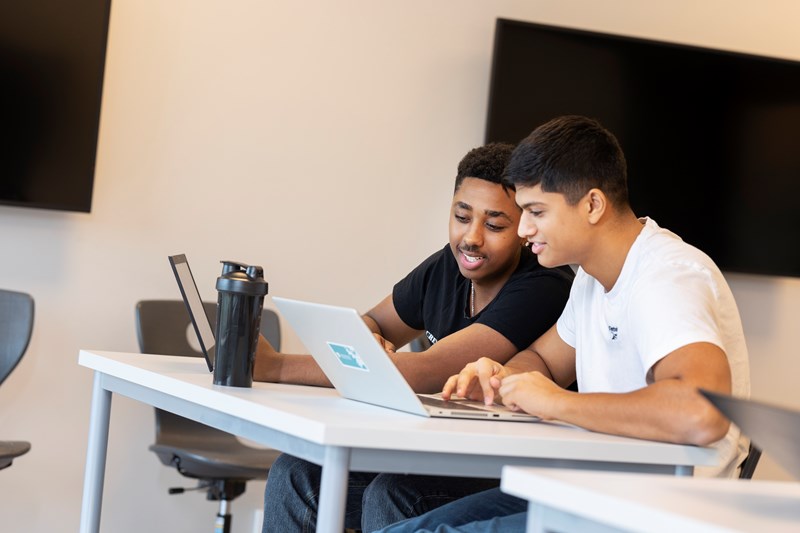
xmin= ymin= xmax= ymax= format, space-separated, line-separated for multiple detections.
xmin=458 ymin=249 xmax=486 ymax=270
xmin=527 ymin=241 xmax=545 ymax=254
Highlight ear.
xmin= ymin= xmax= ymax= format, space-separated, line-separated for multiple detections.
xmin=585 ymin=188 xmax=607 ymax=225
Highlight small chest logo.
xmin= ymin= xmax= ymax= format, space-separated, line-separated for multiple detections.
xmin=426 ymin=331 xmax=438 ymax=345
xmin=608 ymin=326 xmax=619 ymax=341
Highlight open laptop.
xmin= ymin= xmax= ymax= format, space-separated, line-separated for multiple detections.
xmin=701 ymin=389 xmax=800 ymax=480
xmin=168 ymin=254 xmax=216 ymax=372
xmin=272 ymin=296 xmax=539 ymax=422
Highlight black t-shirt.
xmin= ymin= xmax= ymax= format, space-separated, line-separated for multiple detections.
xmin=392 ymin=244 xmax=574 ymax=351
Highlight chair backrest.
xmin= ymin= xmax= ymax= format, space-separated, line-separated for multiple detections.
xmin=135 ymin=299 xmax=281 ymax=357
xmin=0 ymin=289 xmax=34 ymax=386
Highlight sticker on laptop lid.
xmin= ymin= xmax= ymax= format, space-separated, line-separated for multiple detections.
xmin=327 ymin=342 xmax=369 ymax=371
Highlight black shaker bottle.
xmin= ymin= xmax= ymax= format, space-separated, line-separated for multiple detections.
xmin=213 ymin=260 xmax=269 ymax=387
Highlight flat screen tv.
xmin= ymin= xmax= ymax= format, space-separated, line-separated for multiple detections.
xmin=0 ymin=1 xmax=111 ymax=213
xmin=486 ymin=19 xmax=800 ymax=278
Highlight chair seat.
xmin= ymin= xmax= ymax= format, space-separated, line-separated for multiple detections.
xmin=135 ymin=298 xmax=282 ymax=525
xmin=149 ymin=441 xmax=281 ymax=480
xmin=0 ymin=440 xmax=31 ymax=470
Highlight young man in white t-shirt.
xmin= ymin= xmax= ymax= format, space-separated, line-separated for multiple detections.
xmin=376 ymin=115 xmax=751 ymax=533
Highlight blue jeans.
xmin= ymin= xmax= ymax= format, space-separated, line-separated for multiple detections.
xmin=376 ymin=487 xmax=527 ymax=533
xmin=261 ymin=453 xmax=500 ymax=532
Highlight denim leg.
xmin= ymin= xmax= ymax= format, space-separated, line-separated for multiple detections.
xmin=374 ymin=487 xmax=527 ymax=533
xmin=262 ymin=453 xmax=378 ymax=532
xmin=361 ymin=475 xmax=501 ymax=532
xmin=404 ymin=513 xmax=527 ymax=533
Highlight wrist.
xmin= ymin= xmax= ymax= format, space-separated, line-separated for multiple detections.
xmin=546 ymin=387 xmax=577 ymax=420
xmin=253 ymin=346 xmax=282 ymax=383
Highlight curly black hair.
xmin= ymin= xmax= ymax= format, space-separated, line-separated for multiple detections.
xmin=454 ymin=142 xmax=515 ymax=192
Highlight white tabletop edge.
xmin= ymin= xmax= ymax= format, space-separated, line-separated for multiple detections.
xmin=78 ymin=350 xmax=718 ymax=466
xmin=78 ymin=349 xmax=332 ymax=443
xmin=501 ymin=466 xmax=800 ymax=533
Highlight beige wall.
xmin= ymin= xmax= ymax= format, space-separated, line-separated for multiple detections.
xmin=2 ymin=1 xmax=800 ymax=531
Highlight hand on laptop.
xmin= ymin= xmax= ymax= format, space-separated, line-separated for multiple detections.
xmin=497 ymin=371 xmax=564 ymax=417
xmin=441 ymin=357 xmax=510 ymax=406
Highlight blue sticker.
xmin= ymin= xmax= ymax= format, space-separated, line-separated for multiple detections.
xmin=327 ymin=342 xmax=369 ymax=372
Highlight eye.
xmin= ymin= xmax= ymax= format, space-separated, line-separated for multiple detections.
xmin=454 ymin=214 xmax=469 ymax=223
xmin=485 ymin=223 xmax=506 ymax=232
xmin=528 ymin=209 xmax=543 ymax=217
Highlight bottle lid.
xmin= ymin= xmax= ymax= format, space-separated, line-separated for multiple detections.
xmin=215 ymin=260 xmax=269 ymax=295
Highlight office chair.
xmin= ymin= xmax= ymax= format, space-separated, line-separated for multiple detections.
xmin=0 ymin=289 xmax=34 ymax=471
xmin=135 ymin=300 xmax=282 ymax=533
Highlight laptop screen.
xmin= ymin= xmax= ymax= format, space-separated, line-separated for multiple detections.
xmin=168 ymin=254 xmax=216 ymax=371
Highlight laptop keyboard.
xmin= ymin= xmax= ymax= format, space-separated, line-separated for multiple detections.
xmin=417 ymin=395 xmax=488 ymax=411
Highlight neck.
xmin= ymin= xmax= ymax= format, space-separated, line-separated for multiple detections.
xmin=582 ymin=210 xmax=644 ymax=292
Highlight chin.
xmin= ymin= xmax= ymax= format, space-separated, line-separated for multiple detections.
xmin=457 ymin=266 xmax=478 ymax=280
xmin=536 ymin=255 xmax=557 ymax=268
xmin=532 ymin=253 xmax=548 ymax=264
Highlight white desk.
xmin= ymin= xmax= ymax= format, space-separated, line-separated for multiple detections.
xmin=501 ymin=466 xmax=800 ymax=533
xmin=78 ymin=350 xmax=718 ymax=533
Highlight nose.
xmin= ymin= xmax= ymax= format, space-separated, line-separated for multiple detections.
xmin=463 ymin=221 xmax=483 ymax=248
xmin=518 ymin=216 xmax=536 ymax=240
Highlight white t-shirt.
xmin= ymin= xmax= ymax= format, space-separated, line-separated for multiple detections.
xmin=556 ymin=218 xmax=750 ymax=477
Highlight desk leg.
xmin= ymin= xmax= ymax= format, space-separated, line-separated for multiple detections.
xmin=79 ymin=372 xmax=112 ymax=533
xmin=528 ymin=502 xmax=545 ymax=533
xmin=317 ymin=446 xmax=351 ymax=533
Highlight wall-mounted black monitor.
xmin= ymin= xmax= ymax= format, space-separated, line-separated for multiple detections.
xmin=0 ymin=1 xmax=111 ymax=213
xmin=486 ymin=19 xmax=800 ymax=278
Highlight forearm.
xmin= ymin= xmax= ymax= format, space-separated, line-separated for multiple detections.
xmin=391 ymin=351 xmax=475 ymax=394
xmin=252 ymin=337 xmax=332 ymax=387
xmin=504 ymin=348 xmax=553 ymax=379
xmin=395 ymin=324 xmax=520 ymax=393
xmin=546 ymin=380 xmax=730 ymax=445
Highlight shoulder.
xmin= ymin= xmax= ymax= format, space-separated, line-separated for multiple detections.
xmin=638 ymin=218 xmax=715 ymax=265
xmin=617 ymin=222 xmax=737 ymax=330
xmin=400 ymin=244 xmax=454 ymax=281
xmin=492 ymin=249 xmax=573 ymax=313
xmin=393 ymin=244 xmax=461 ymax=303
xmin=634 ymin=219 xmax=724 ymax=294
xmin=479 ymin=251 xmax=573 ymax=350
xmin=392 ymin=244 xmax=459 ymax=330
xmin=416 ymin=244 xmax=452 ymax=269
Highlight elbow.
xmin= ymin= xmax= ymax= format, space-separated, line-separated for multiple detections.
xmin=682 ymin=401 xmax=731 ymax=446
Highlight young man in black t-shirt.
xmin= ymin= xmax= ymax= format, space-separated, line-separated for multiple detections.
xmin=257 ymin=143 xmax=573 ymax=532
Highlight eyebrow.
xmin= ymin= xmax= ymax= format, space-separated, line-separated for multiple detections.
xmin=484 ymin=209 xmax=513 ymax=221
xmin=455 ymin=202 xmax=513 ymax=222
xmin=519 ymin=201 xmax=546 ymax=210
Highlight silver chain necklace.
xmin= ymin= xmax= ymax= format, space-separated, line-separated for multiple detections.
xmin=470 ymin=280 xmax=475 ymax=317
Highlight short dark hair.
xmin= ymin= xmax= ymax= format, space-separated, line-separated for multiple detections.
xmin=505 ymin=115 xmax=629 ymax=207
xmin=455 ymin=142 xmax=516 ymax=192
